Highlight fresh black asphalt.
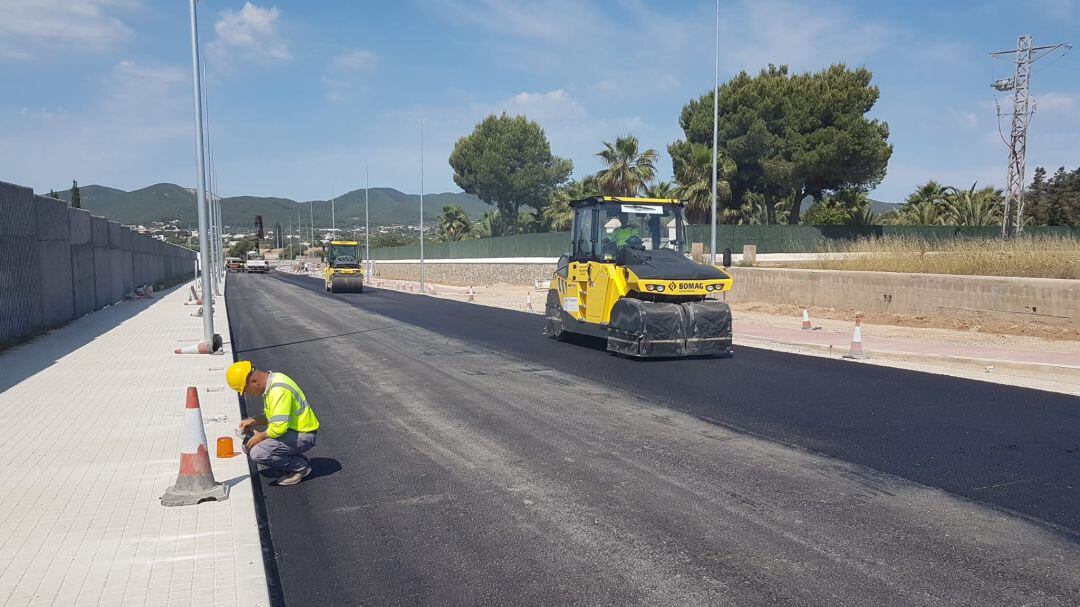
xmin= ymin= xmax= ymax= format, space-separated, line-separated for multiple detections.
xmin=226 ymin=271 xmax=1080 ymax=606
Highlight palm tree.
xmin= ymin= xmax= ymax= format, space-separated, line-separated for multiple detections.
xmin=672 ymin=142 xmax=735 ymax=224
xmin=542 ymin=177 xmax=599 ymax=231
xmin=436 ymin=204 xmax=472 ymax=241
xmin=946 ymin=184 xmax=1003 ymax=226
xmin=905 ymin=180 xmax=956 ymax=210
xmin=645 ymin=180 xmax=676 ymax=198
xmin=845 ymin=205 xmax=878 ymax=226
xmin=596 ymin=135 xmax=658 ymax=196
xmin=902 ymin=201 xmax=944 ymax=226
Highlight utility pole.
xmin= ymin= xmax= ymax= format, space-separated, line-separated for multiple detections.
xmin=419 ymin=121 xmax=425 ymax=292
xmin=187 ymin=0 xmax=215 ymax=348
xmin=709 ymin=0 xmax=720 ymax=264
xmin=331 ymin=185 xmax=336 ymax=236
xmin=991 ymin=35 xmax=1071 ymax=236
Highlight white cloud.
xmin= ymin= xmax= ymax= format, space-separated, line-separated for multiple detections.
xmin=1036 ymin=92 xmax=1080 ymax=114
xmin=330 ymin=50 xmax=378 ymax=72
xmin=209 ymin=2 xmax=290 ymax=62
xmin=0 ymin=0 xmax=137 ymax=60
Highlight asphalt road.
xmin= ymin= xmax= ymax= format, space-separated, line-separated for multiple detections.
xmin=226 ymin=271 xmax=1080 ymax=606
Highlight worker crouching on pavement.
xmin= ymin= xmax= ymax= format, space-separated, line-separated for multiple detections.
xmin=226 ymin=360 xmax=320 ymax=486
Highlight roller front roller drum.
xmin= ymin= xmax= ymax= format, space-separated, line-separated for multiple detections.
xmin=329 ymin=275 xmax=364 ymax=293
xmin=607 ymin=298 xmax=733 ymax=358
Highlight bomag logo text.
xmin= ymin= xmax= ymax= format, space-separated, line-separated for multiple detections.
xmin=676 ymin=282 xmax=704 ymax=290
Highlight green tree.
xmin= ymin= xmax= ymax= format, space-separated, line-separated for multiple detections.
xmin=449 ymin=113 xmax=572 ymax=235
xmin=904 ymin=180 xmax=955 ymax=212
xmin=645 ymin=180 xmax=676 ymax=198
xmin=668 ymin=141 xmax=735 ymax=224
xmin=47 ymin=189 xmax=60 ymax=199
xmin=595 ymin=135 xmax=658 ymax=196
xmin=946 ymin=184 xmax=1002 ymax=226
xmin=672 ymin=64 xmax=892 ymax=224
xmin=70 ymin=180 xmax=81 ymax=209
xmin=1027 ymin=166 xmax=1080 ymax=226
xmin=436 ymin=204 xmax=472 ymax=241
xmin=541 ymin=177 xmax=599 ymax=231
xmin=227 ymin=238 xmax=255 ymax=258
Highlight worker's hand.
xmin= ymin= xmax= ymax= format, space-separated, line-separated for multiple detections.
xmin=238 ymin=418 xmax=256 ymax=432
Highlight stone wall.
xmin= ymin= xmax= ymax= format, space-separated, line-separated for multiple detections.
xmin=371 ymin=260 xmax=1079 ymax=326
xmin=0 ymin=181 xmax=198 ymax=344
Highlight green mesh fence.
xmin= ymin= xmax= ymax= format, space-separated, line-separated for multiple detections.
xmin=369 ymin=225 xmax=1080 ymax=259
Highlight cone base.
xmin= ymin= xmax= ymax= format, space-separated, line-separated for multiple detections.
xmin=160 ymin=481 xmax=228 ymax=507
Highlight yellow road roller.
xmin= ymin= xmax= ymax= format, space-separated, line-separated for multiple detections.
xmin=544 ymin=196 xmax=734 ymax=357
xmin=324 ymin=240 xmax=365 ymax=293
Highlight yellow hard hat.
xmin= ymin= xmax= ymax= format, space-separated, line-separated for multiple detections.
xmin=226 ymin=360 xmax=253 ymax=393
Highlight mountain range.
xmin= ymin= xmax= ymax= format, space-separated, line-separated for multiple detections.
xmin=54 ymin=183 xmax=490 ymax=231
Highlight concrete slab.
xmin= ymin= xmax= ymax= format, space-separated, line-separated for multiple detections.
xmin=0 ymin=281 xmax=268 ymax=606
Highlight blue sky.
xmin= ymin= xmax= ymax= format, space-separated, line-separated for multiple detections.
xmin=1 ymin=0 xmax=1077 ymax=203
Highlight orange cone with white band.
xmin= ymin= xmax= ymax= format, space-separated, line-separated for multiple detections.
xmin=526 ymin=292 xmax=533 ymax=310
xmin=185 ymin=285 xmax=202 ymax=306
xmin=468 ymin=286 xmax=475 ymax=302
xmin=843 ymin=316 xmax=868 ymax=359
xmin=801 ymin=307 xmax=812 ymax=330
xmin=161 ymin=387 xmax=229 ymax=506
xmin=174 ymin=334 xmax=223 ymax=355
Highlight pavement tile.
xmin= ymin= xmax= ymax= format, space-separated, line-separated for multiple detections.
xmin=0 ymin=281 xmax=268 ymax=606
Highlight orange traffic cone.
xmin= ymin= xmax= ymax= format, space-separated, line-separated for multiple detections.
xmin=526 ymin=292 xmax=533 ymax=310
xmin=185 ymin=285 xmax=202 ymax=306
xmin=843 ymin=316 xmax=868 ymax=359
xmin=801 ymin=307 xmax=812 ymax=330
xmin=161 ymin=387 xmax=229 ymax=506
xmin=174 ymin=334 xmax=222 ymax=355
xmin=468 ymin=286 xmax=475 ymax=302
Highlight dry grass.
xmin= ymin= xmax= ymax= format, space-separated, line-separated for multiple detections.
xmin=787 ymin=235 xmax=1080 ymax=279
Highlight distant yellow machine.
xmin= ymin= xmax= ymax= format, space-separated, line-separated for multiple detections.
xmin=323 ymin=240 xmax=364 ymax=293
xmin=544 ymin=196 xmax=734 ymax=357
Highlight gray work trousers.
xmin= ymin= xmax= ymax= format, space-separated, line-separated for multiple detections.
xmin=247 ymin=430 xmax=317 ymax=473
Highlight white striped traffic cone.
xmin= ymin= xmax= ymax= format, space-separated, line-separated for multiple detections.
xmin=843 ymin=317 xmax=868 ymax=359
xmin=160 ymin=387 xmax=229 ymax=507
xmin=175 ymin=334 xmax=222 ymax=355
xmin=526 ymin=292 xmax=533 ymax=310
xmin=801 ymin=307 xmax=812 ymax=330
xmin=185 ymin=285 xmax=202 ymax=306
xmin=468 ymin=286 xmax=475 ymax=302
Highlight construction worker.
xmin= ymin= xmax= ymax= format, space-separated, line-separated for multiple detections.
xmin=610 ymin=216 xmax=642 ymax=248
xmin=225 ymin=360 xmax=320 ymax=486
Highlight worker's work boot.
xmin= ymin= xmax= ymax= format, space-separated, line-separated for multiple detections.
xmin=274 ymin=466 xmax=312 ymax=486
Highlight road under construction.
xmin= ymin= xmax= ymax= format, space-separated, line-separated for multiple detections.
xmin=223 ymin=270 xmax=1080 ymax=606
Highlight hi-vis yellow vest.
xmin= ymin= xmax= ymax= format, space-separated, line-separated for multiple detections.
xmin=263 ymin=372 xmax=320 ymax=438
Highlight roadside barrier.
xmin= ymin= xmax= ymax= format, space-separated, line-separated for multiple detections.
xmin=175 ymin=333 xmax=222 ymax=355
xmin=843 ymin=316 xmax=868 ymax=359
xmin=160 ymin=387 xmax=229 ymax=507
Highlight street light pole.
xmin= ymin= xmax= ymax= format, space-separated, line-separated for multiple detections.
xmin=419 ymin=120 xmax=425 ymax=292
xmin=710 ymin=0 xmax=720 ymax=265
xmin=365 ymin=161 xmax=370 ymax=276
xmin=188 ymin=0 xmax=215 ymax=347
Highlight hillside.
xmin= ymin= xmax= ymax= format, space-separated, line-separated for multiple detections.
xmin=56 ymin=183 xmax=490 ymax=230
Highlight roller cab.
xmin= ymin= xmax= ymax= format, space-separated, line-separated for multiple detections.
xmin=323 ymin=241 xmax=365 ymax=293
xmin=544 ymin=197 xmax=733 ymax=358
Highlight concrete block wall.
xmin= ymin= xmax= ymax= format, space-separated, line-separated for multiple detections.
xmin=372 ymin=261 xmax=556 ymax=287
xmin=726 ymin=267 xmax=1079 ymax=326
xmin=0 ymin=180 xmax=198 ymax=344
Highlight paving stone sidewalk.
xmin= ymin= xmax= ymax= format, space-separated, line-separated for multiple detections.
xmin=0 ymin=281 xmax=267 ymax=607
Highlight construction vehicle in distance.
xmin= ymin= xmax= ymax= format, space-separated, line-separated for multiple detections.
xmin=544 ymin=196 xmax=734 ymax=358
xmin=324 ymin=240 xmax=365 ymax=293
xmin=244 ymin=251 xmax=269 ymax=273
